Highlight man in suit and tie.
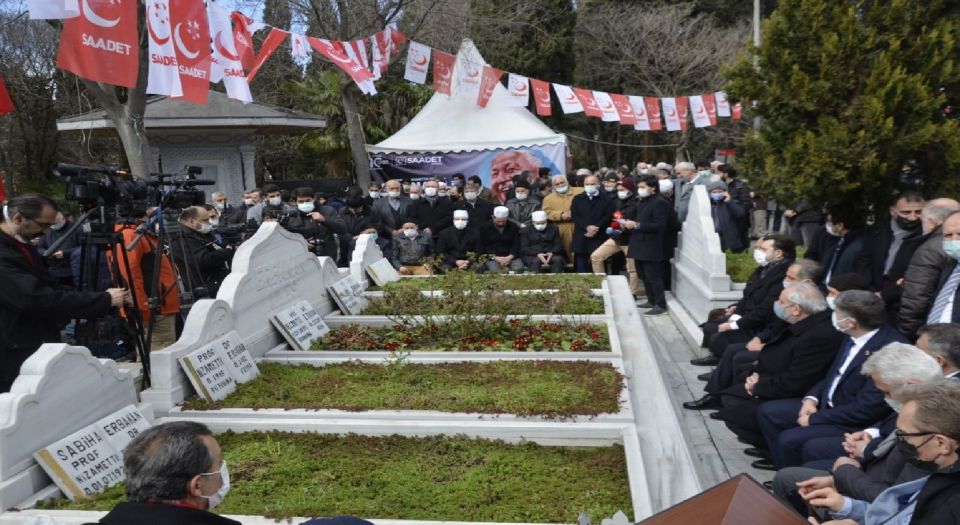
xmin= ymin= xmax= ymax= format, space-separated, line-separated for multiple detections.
xmin=916 ymin=323 xmax=960 ymax=379
xmin=755 ymin=290 xmax=907 ymax=469
xmin=924 ymin=210 xmax=960 ymax=328
xmin=370 ymin=179 xmax=412 ymax=253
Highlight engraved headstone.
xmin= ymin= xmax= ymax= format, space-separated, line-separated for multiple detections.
xmin=271 ymin=300 xmax=330 ymax=351
xmin=215 ymin=331 xmax=260 ymax=383
xmin=327 ymin=276 xmax=368 ymax=315
xmin=367 ymin=258 xmax=401 ymax=287
xmin=178 ymin=345 xmax=238 ymax=402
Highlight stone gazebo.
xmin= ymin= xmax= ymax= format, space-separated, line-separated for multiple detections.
xmin=57 ymin=92 xmax=326 ymax=203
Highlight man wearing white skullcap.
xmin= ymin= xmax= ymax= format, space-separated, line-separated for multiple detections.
xmin=520 ymin=210 xmax=566 ymax=273
xmin=435 ymin=209 xmax=481 ymax=272
xmin=480 ymin=206 xmax=524 ymax=273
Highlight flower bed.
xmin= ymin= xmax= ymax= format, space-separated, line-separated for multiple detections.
xmin=377 ymin=273 xmax=605 ymax=291
xmin=312 ymin=320 xmax=610 ymax=352
xmin=364 ymin=281 xmax=604 ymax=316
xmin=181 ymin=361 xmax=624 ymax=418
xmin=43 ymin=431 xmax=632 ymax=523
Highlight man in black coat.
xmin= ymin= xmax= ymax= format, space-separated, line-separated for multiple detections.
xmin=693 ymin=234 xmax=795 ymax=366
xmin=805 ymin=206 xmax=866 ymax=284
xmin=855 ymin=191 xmax=924 ymax=291
xmin=0 ymin=194 xmax=125 ymax=393
xmin=453 ymin=182 xmax=495 ymax=233
xmin=210 ymin=192 xmax=246 ymax=226
xmin=570 ymin=174 xmax=615 ymax=272
xmin=624 ymin=174 xmax=671 ymax=315
xmin=480 ymin=206 xmax=524 ymax=273
xmin=521 ymin=210 xmax=565 ymax=273
xmin=435 ymin=210 xmax=481 ymax=272
xmin=283 ymin=187 xmax=346 ymax=259
xmin=338 ymin=195 xmax=383 ymax=266
xmin=171 ymin=206 xmax=234 ymax=300
xmin=36 ymin=211 xmax=84 ymax=287
xmin=407 ymin=179 xmax=453 ymax=237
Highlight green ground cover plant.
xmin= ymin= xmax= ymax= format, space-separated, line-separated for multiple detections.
xmin=182 ymin=361 xmax=624 ymax=418
xmin=43 ymin=432 xmax=633 ymax=523
xmin=377 ymin=273 xmax=605 ymax=291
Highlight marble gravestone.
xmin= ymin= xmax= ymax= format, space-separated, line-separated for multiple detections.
xmin=0 ymin=345 xmax=150 ymax=509
xmin=178 ymin=331 xmax=259 ymax=402
xmin=141 ymin=223 xmax=338 ymax=415
xmin=349 ymin=234 xmax=389 ymax=288
xmin=327 ymin=276 xmax=367 ymax=315
xmin=270 ymin=300 xmax=330 ymax=351
xmin=671 ymin=185 xmax=743 ymax=324
xmin=367 ymin=258 xmax=401 ymax=287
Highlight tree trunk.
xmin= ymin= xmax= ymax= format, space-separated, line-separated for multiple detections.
xmin=341 ymin=78 xmax=371 ymax=187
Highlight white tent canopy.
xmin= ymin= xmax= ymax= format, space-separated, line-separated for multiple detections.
xmin=366 ymin=39 xmax=566 ymax=154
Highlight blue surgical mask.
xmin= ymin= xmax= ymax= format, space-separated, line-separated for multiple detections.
xmin=944 ymin=240 xmax=960 ymax=261
xmin=773 ymin=301 xmax=789 ymax=321
xmin=710 ymin=193 xmax=725 ymax=202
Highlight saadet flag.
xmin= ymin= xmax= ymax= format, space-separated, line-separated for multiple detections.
xmin=207 ymin=3 xmax=252 ymax=103
xmin=644 ymin=97 xmax=662 ymax=131
xmin=291 ymin=33 xmax=312 ymax=60
xmin=573 ymin=87 xmax=602 ymax=118
xmin=29 ymin=0 xmax=79 ymax=19
xmin=592 ymin=91 xmax=619 ymax=122
xmin=170 ymin=0 xmax=211 ymax=104
xmin=530 ymin=78 xmax=551 ymax=116
xmin=661 ymin=97 xmax=681 ymax=131
xmin=457 ymin=58 xmax=483 ymax=98
xmin=689 ymin=95 xmax=711 ymax=128
xmin=507 ymin=74 xmax=529 ymax=107
xmin=0 ymin=74 xmax=13 ymax=116
xmin=476 ymin=65 xmax=503 ymax=108
xmin=610 ymin=94 xmax=636 ymax=126
xmin=57 ymin=0 xmax=138 ymax=88
xmin=403 ymin=41 xmax=431 ymax=84
xmin=145 ymin=0 xmax=182 ymax=97
xmin=701 ymin=93 xmax=718 ymax=126
xmin=432 ymin=50 xmax=455 ymax=95
xmin=308 ymin=37 xmax=375 ymax=89
xmin=732 ymin=102 xmax=743 ymax=120
xmin=552 ymin=84 xmax=583 ymax=114
xmin=676 ymin=96 xmax=689 ymax=131
xmin=715 ymin=91 xmax=731 ymax=117
xmin=247 ymin=28 xmax=288 ymax=83
xmin=231 ymin=11 xmax=260 ymax=71
xmin=629 ymin=96 xmax=649 ymax=130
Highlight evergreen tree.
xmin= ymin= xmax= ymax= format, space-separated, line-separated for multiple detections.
xmin=726 ymin=0 xmax=960 ymax=211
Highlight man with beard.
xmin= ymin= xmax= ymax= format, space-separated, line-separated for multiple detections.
xmin=490 ymin=150 xmax=541 ymax=204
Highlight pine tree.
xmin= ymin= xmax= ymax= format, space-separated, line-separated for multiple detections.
xmin=725 ymin=0 xmax=960 ymax=211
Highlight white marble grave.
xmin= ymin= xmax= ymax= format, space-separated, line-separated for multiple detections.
xmin=670 ymin=185 xmax=743 ymax=338
xmin=327 ymin=275 xmax=368 ymax=315
xmin=0 ymin=345 xmax=151 ymax=509
xmin=350 ymin=233 xmax=388 ymax=288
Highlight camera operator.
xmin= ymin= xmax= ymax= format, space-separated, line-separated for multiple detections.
xmin=283 ymin=187 xmax=346 ymax=259
xmin=246 ymin=184 xmax=284 ymax=225
xmin=210 ymin=192 xmax=246 ymax=226
xmin=36 ymin=211 xmax=83 ymax=287
xmin=0 ymin=193 xmax=131 ymax=392
xmin=171 ymin=206 xmax=234 ymax=302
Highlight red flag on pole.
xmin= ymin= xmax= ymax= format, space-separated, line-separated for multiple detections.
xmin=610 ymin=94 xmax=636 ymax=126
xmin=307 ymin=37 xmax=375 ymax=86
xmin=572 ymin=87 xmax=602 ymax=118
xmin=432 ymin=49 xmax=455 ymax=95
xmin=56 ymin=0 xmax=138 ymax=88
xmin=246 ymin=28 xmax=288 ymax=83
xmin=477 ymin=65 xmax=503 ymax=108
xmin=644 ymin=97 xmax=663 ymax=131
xmin=676 ymin=96 xmax=689 ymax=131
xmin=231 ymin=12 xmax=258 ymax=71
xmin=530 ymin=78 xmax=552 ymax=116
xmin=170 ymin=0 xmax=212 ymax=104
xmin=701 ymin=93 xmax=718 ymax=126
xmin=0 ymin=74 xmax=14 ymax=116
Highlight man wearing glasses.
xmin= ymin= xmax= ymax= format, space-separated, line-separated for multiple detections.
xmin=0 ymin=193 xmax=130 ymax=392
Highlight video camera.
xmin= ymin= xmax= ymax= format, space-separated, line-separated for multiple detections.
xmin=52 ymin=163 xmax=155 ymax=223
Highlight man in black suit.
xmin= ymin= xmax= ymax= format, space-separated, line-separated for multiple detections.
xmin=917 ymin=323 xmax=960 ymax=379
xmin=756 ymin=290 xmax=907 ymax=469
xmin=407 ymin=179 xmax=453 ymax=238
xmin=623 ymin=174 xmax=671 ymax=315
xmin=453 ymin=182 xmax=494 ymax=233
xmin=570 ymin=174 xmax=615 ymax=272
xmin=521 ymin=210 xmax=565 ymax=273
xmin=370 ymin=179 xmax=412 ymax=252
xmin=693 ymin=234 xmax=795 ymax=366
xmin=435 ymin=210 xmax=481 ymax=272
xmin=805 ymin=206 xmax=866 ymax=284
xmin=855 ymin=191 xmax=924 ymax=291
xmin=480 ymin=206 xmax=524 ymax=273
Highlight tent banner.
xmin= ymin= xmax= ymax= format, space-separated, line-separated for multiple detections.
xmin=369 ymin=143 xmax=566 ymax=202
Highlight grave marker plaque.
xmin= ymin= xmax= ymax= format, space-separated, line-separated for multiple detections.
xmin=178 ymin=345 xmax=237 ymax=402
xmin=367 ymin=258 xmax=401 ymax=286
xmin=215 ymin=331 xmax=260 ymax=383
xmin=271 ymin=300 xmax=330 ymax=351
xmin=327 ymin=276 xmax=368 ymax=315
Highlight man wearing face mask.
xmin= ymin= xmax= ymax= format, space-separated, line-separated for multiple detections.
xmin=504 ymin=180 xmax=538 ymax=229
xmin=623 ymin=174 xmax=672 ymax=315
xmin=407 ymin=180 xmax=453 ymax=237
xmin=521 ymin=210 xmax=565 ymax=273
xmin=674 ymin=161 xmax=705 ymax=222
xmin=542 ymin=174 xmax=583 ymax=265
xmin=856 ymin=191 xmax=924 ymax=292
xmin=570 ymin=175 xmax=615 ymax=272
xmin=453 ymin=182 xmax=494 ymax=233
xmin=37 ymin=211 xmax=83 ymax=287
xmin=436 ymin=210 xmax=480 ymax=272
xmin=804 ymin=207 xmax=866 ymax=285
xmin=916 ymin=323 xmax=960 ymax=379
xmin=172 ymin=206 xmax=233 ymax=301
xmin=371 ymin=179 xmax=413 ymax=253
xmin=210 ymin=192 xmax=246 ymax=227
xmin=480 ymin=207 xmax=524 ymax=273
xmin=391 ymin=222 xmax=433 ymax=275
xmin=705 ymin=180 xmax=747 ymax=253
xmin=590 ymin=177 xmax=641 ymax=296
xmin=0 ymin=194 xmax=127 ymax=393
xmin=282 ymin=187 xmax=346 ymax=259
xmin=246 ymin=185 xmax=285 ymax=225
xmin=801 ymin=380 xmax=960 ymax=525
xmin=772 ymin=343 xmax=943 ymax=516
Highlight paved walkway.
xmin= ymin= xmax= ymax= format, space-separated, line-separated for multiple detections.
xmin=641 ymin=314 xmax=773 ymax=488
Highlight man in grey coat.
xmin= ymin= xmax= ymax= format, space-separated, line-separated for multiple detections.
xmin=675 ymin=162 xmax=707 ymax=223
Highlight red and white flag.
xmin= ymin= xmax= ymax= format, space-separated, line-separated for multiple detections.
xmin=432 ymin=50 xmax=455 ymax=95
xmin=231 ymin=12 xmax=262 ymax=71
xmin=507 ymin=74 xmax=529 ymax=107
xmin=246 ymin=28 xmax=288 ymax=83
xmin=477 ymin=65 xmax=503 ymax=108
xmin=29 ymin=0 xmax=79 ymax=19
xmin=145 ymin=0 xmax=182 ymax=97
xmin=689 ymin=95 xmax=712 ymax=128
xmin=403 ymin=41 xmax=431 ymax=84
xmin=610 ymin=94 xmax=636 ymax=126
xmin=291 ymin=33 xmax=312 ymax=60
xmin=349 ymin=40 xmax=369 ymax=69
xmin=592 ymin=91 xmax=619 ymax=122
xmin=207 ymin=3 xmax=252 ymax=103
xmin=701 ymin=93 xmax=718 ymax=126
xmin=370 ymin=33 xmax=384 ymax=81
xmin=715 ymin=91 xmax=731 ymax=117
xmin=629 ymin=96 xmax=649 ymax=130
xmin=170 ymin=0 xmax=211 ymax=104
xmin=573 ymin=88 xmax=602 ymax=118
xmin=661 ymin=97 xmax=681 ymax=131
xmin=308 ymin=37 xmax=376 ymax=92
xmin=676 ymin=96 xmax=689 ymax=131
xmin=531 ymin=78 xmax=551 ymax=116
xmin=732 ymin=102 xmax=743 ymax=120
xmin=0 ymin=74 xmax=13 ymax=116
xmin=458 ymin=59 xmax=483 ymax=98
xmin=57 ymin=0 xmax=138 ymax=88
xmin=644 ymin=97 xmax=663 ymax=131
xmin=552 ymin=84 xmax=583 ymax=114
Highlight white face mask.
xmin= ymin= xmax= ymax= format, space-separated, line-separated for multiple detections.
xmin=199 ymin=460 xmax=230 ymax=510
xmin=370 ymin=191 xmax=381 ymax=199
xmin=243 ymin=198 xmax=255 ymax=206
xmin=409 ymin=193 xmax=421 ymax=200
xmin=387 ymin=190 xmax=401 ymax=199
xmin=753 ymin=248 xmax=770 ymax=267
xmin=826 ymin=296 xmax=837 ymax=310
xmin=50 ymin=222 xmax=65 ymax=231
xmin=464 ymin=191 xmax=478 ymax=201
xmin=210 ymin=217 xmax=220 ymax=227
xmin=403 ymin=228 xmax=418 ymax=238
xmin=617 ymin=190 xmax=630 ymax=200
xmin=604 ymin=185 xmax=617 ymax=193
xmin=214 ymin=202 xmax=225 ymax=210
xmin=515 ymin=192 xmax=528 ymax=201
xmin=298 ymin=202 xmax=315 ymax=214
xmin=424 ymin=187 xmax=438 ymax=197
xmin=533 ymin=223 xmax=547 ymax=231
xmin=637 ymin=189 xmax=651 ymax=198
xmin=199 ymin=222 xmax=213 ymax=234
xmin=825 ymin=223 xmax=840 ymax=237
xmin=453 ymin=219 xmax=468 ymax=230
xmin=584 ymin=185 xmax=599 ymax=196
xmin=555 ymin=185 xmax=569 ymax=194
xmin=268 ymin=196 xmax=282 ymax=206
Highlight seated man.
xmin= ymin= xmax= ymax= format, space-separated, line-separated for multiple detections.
xmin=435 ymin=210 xmax=480 ymax=272
xmin=772 ymin=343 xmax=943 ymax=515
xmin=801 ymin=380 xmax=960 ymax=525
xmin=391 ymin=222 xmax=433 ymax=275
xmin=916 ymin=323 xmax=960 ymax=379
xmin=481 ymin=206 xmax=524 ymax=273
xmin=520 ymin=210 xmax=566 ymax=273
xmin=756 ymin=290 xmax=906 ymax=470
xmin=504 ymin=180 xmax=538 ymax=229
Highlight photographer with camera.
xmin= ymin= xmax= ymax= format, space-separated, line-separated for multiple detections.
xmin=0 ymin=193 xmax=132 ymax=392
xmin=171 ymin=206 xmax=234 ymax=304
xmin=283 ymin=187 xmax=345 ymax=259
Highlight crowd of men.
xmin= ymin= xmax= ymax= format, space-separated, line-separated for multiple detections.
xmin=683 ymin=188 xmax=960 ymax=522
